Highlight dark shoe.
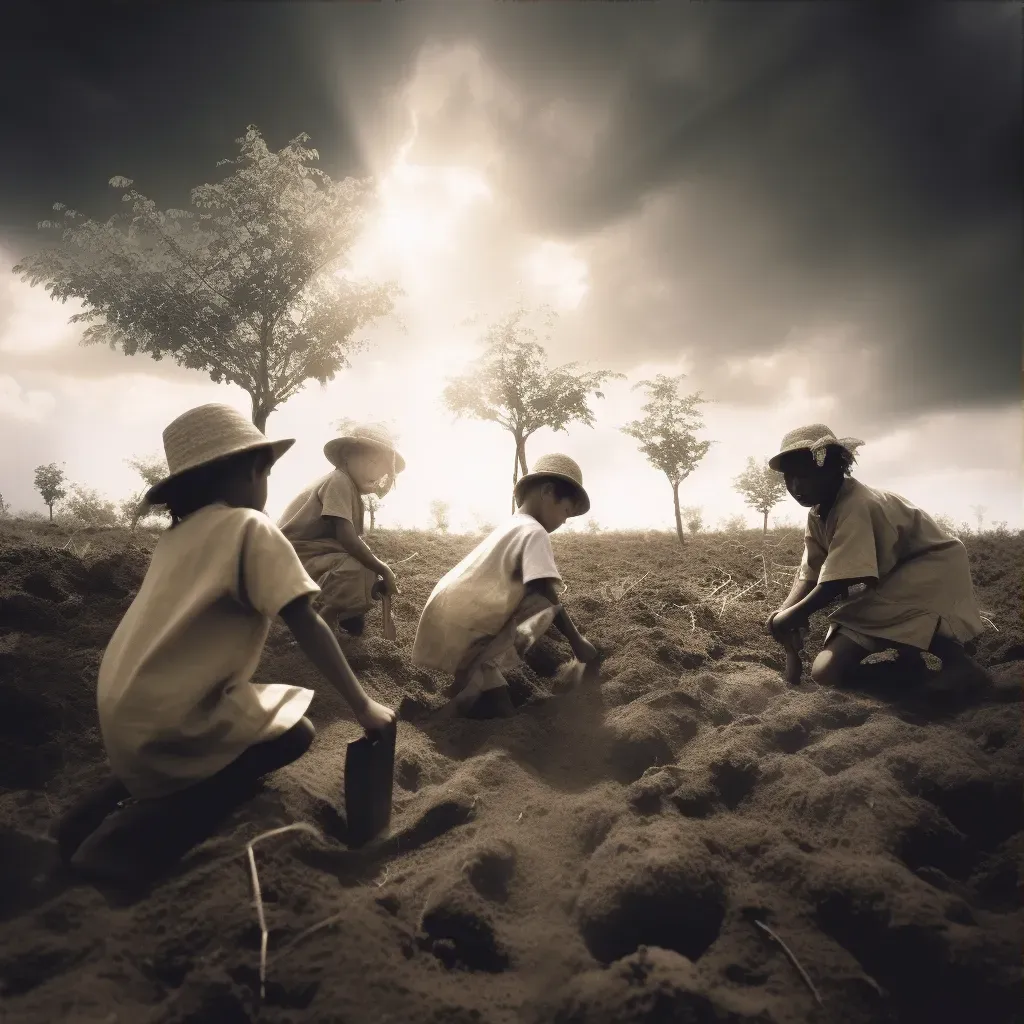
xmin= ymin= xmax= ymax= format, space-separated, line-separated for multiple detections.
xmin=461 ymin=687 xmax=516 ymax=720
xmin=338 ymin=615 xmax=366 ymax=636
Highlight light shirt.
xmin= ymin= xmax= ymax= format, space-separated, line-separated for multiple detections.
xmin=412 ymin=512 xmax=562 ymax=673
xmin=798 ymin=477 xmax=985 ymax=647
xmin=97 ymin=504 xmax=319 ymax=798
xmin=278 ymin=468 xmax=364 ymax=550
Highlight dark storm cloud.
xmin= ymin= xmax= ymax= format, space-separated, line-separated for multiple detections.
xmin=0 ymin=3 xmax=1017 ymax=421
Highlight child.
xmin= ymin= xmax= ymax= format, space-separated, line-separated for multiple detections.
xmin=412 ymin=453 xmax=600 ymax=719
xmin=765 ymin=423 xmax=988 ymax=690
xmin=279 ymin=423 xmax=404 ymax=637
xmin=54 ymin=403 xmax=395 ymax=885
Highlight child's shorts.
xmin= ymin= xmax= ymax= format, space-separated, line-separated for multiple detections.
xmin=825 ymin=617 xmax=960 ymax=653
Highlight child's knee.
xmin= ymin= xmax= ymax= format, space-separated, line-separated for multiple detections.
xmin=810 ymin=649 xmax=846 ymax=687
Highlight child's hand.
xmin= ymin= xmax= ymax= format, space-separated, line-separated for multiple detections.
xmin=772 ymin=606 xmax=808 ymax=638
xmin=765 ymin=610 xmax=785 ymax=643
xmin=377 ymin=565 xmax=400 ymax=597
xmin=573 ymin=638 xmax=601 ymax=665
xmin=355 ymin=698 xmax=395 ymax=735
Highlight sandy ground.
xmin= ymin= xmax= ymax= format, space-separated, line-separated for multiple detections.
xmin=0 ymin=521 xmax=1021 ymax=1024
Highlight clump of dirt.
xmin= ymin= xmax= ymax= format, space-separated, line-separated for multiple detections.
xmin=0 ymin=521 xmax=1020 ymax=1024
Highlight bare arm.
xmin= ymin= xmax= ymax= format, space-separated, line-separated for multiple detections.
xmin=279 ymin=594 xmax=372 ymax=714
xmin=331 ymin=517 xmax=388 ymax=576
xmin=526 ymin=578 xmax=588 ymax=652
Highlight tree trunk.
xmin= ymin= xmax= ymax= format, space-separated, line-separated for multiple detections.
xmin=251 ymin=395 xmax=273 ymax=433
xmin=763 ymin=510 xmax=769 ymax=536
xmin=369 ymin=507 xmax=376 ymax=530
xmin=510 ymin=432 xmax=529 ymax=514
xmin=671 ymin=479 xmax=684 ymax=546
xmin=48 ymin=503 xmax=53 ymax=522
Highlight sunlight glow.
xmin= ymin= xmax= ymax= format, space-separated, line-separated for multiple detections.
xmin=522 ymin=240 xmax=590 ymax=311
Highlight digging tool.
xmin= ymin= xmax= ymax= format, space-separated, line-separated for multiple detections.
xmin=344 ymin=720 xmax=397 ymax=848
xmin=783 ymin=630 xmax=806 ymax=685
xmin=381 ymin=593 xmax=397 ymax=641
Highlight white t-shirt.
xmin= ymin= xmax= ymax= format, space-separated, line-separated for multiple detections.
xmin=278 ymin=468 xmax=364 ymax=545
xmin=97 ymin=503 xmax=320 ymax=798
xmin=411 ymin=512 xmax=561 ymax=673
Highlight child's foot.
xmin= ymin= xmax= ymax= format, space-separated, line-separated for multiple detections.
xmin=460 ymin=686 xmax=516 ymax=720
xmin=338 ymin=615 xmax=366 ymax=637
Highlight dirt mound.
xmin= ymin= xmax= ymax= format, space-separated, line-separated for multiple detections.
xmin=0 ymin=522 xmax=1021 ymax=1024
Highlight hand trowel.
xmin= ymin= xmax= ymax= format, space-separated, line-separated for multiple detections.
xmin=344 ymin=719 xmax=397 ymax=848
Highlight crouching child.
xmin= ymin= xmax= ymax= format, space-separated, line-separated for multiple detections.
xmin=412 ymin=454 xmax=600 ymax=719
xmin=53 ymin=404 xmax=395 ymax=887
xmin=279 ymin=423 xmax=404 ymax=638
xmin=765 ymin=423 xmax=989 ymax=691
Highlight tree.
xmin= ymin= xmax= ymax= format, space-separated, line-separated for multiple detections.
xmin=15 ymin=127 xmax=400 ymax=432
xmin=429 ymin=499 xmax=451 ymax=533
xmin=363 ymin=494 xmax=380 ymax=530
xmin=621 ymin=375 xmax=713 ymax=546
xmin=734 ymin=456 xmax=787 ymax=536
xmin=60 ymin=485 xmax=120 ymax=528
xmin=681 ymin=505 xmax=703 ymax=535
xmin=0 ymin=493 xmax=8 ymax=518
xmin=34 ymin=463 xmax=67 ymax=521
xmin=719 ymin=514 xmax=748 ymax=533
xmin=970 ymin=504 xmax=987 ymax=533
xmin=585 ymin=518 xmax=602 ymax=534
xmin=124 ymin=453 xmax=170 ymax=530
xmin=443 ymin=306 xmax=623 ymax=513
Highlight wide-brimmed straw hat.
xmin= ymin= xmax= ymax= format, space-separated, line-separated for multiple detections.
xmin=324 ymin=423 xmax=406 ymax=474
xmin=145 ymin=404 xmax=294 ymax=505
xmin=768 ymin=423 xmax=865 ymax=472
xmin=513 ymin=453 xmax=590 ymax=516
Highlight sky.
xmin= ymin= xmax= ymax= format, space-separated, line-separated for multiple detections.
xmin=0 ymin=2 xmax=1019 ymax=533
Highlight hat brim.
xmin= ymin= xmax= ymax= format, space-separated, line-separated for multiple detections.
xmin=324 ymin=436 xmax=406 ymax=474
xmin=145 ymin=438 xmax=294 ymax=506
xmin=514 ymin=472 xmax=591 ymax=516
xmin=768 ymin=439 xmax=861 ymax=473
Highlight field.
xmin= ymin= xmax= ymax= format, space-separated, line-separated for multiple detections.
xmin=0 ymin=518 xmax=1021 ymax=1024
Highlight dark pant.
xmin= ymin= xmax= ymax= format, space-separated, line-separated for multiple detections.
xmin=56 ymin=717 xmax=316 ymax=871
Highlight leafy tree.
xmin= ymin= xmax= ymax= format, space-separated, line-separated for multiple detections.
xmin=443 ymin=306 xmax=623 ymax=513
xmin=585 ymin=518 xmax=602 ymax=534
xmin=60 ymin=485 xmax=120 ymax=528
xmin=734 ymin=456 xmax=787 ymax=536
xmin=719 ymin=514 xmax=748 ymax=533
xmin=15 ymin=126 xmax=399 ymax=431
xmin=124 ymin=453 xmax=171 ymax=530
xmin=34 ymin=463 xmax=67 ymax=521
xmin=0 ymin=493 xmax=8 ymax=518
xmin=969 ymin=504 xmax=987 ymax=533
xmin=932 ymin=513 xmax=960 ymax=538
xmin=363 ymin=494 xmax=381 ymax=530
xmin=682 ymin=505 xmax=703 ymax=535
xmin=621 ymin=375 xmax=713 ymax=546
xmin=429 ymin=499 xmax=451 ymax=533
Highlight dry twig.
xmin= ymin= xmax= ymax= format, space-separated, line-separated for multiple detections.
xmin=753 ymin=919 xmax=823 ymax=1006
xmin=244 ymin=822 xmax=320 ymax=1000
xmin=394 ymin=551 xmax=420 ymax=565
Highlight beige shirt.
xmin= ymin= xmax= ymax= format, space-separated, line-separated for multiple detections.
xmin=279 ymin=469 xmax=364 ymax=541
xmin=412 ymin=512 xmax=562 ymax=673
xmin=97 ymin=504 xmax=320 ymax=798
xmin=798 ymin=477 xmax=985 ymax=648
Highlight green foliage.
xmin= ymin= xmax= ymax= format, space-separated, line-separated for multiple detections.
xmin=682 ymin=505 xmax=703 ymax=534
xmin=34 ymin=463 xmax=67 ymax=519
xmin=621 ymin=375 xmax=713 ymax=488
xmin=15 ymin=127 xmax=400 ymax=429
xmin=442 ymin=306 xmax=623 ymax=486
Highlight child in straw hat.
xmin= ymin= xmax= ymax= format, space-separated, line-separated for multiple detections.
xmin=412 ymin=454 xmax=601 ymax=719
xmin=279 ymin=423 xmax=404 ymax=638
xmin=766 ymin=423 xmax=988 ymax=691
xmin=53 ymin=404 xmax=395 ymax=885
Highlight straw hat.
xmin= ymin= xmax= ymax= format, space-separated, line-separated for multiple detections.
xmin=145 ymin=404 xmax=294 ymax=505
xmin=768 ymin=423 xmax=865 ymax=472
xmin=514 ymin=453 xmax=590 ymax=515
xmin=324 ymin=423 xmax=406 ymax=474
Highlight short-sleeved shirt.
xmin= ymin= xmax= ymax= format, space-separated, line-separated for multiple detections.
xmin=97 ymin=504 xmax=320 ymax=798
xmin=798 ymin=477 xmax=985 ymax=648
xmin=278 ymin=469 xmax=364 ymax=548
xmin=411 ymin=512 xmax=562 ymax=673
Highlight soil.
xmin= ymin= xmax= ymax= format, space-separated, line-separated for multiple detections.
xmin=0 ymin=520 xmax=1021 ymax=1024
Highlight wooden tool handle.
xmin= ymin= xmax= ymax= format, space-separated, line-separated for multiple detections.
xmin=783 ymin=639 xmax=802 ymax=685
xmin=381 ymin=594 xmax=397 ymax=642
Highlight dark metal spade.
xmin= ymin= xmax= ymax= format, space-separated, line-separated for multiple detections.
xmin=344 ymin=720 xmax=397 ymax=848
